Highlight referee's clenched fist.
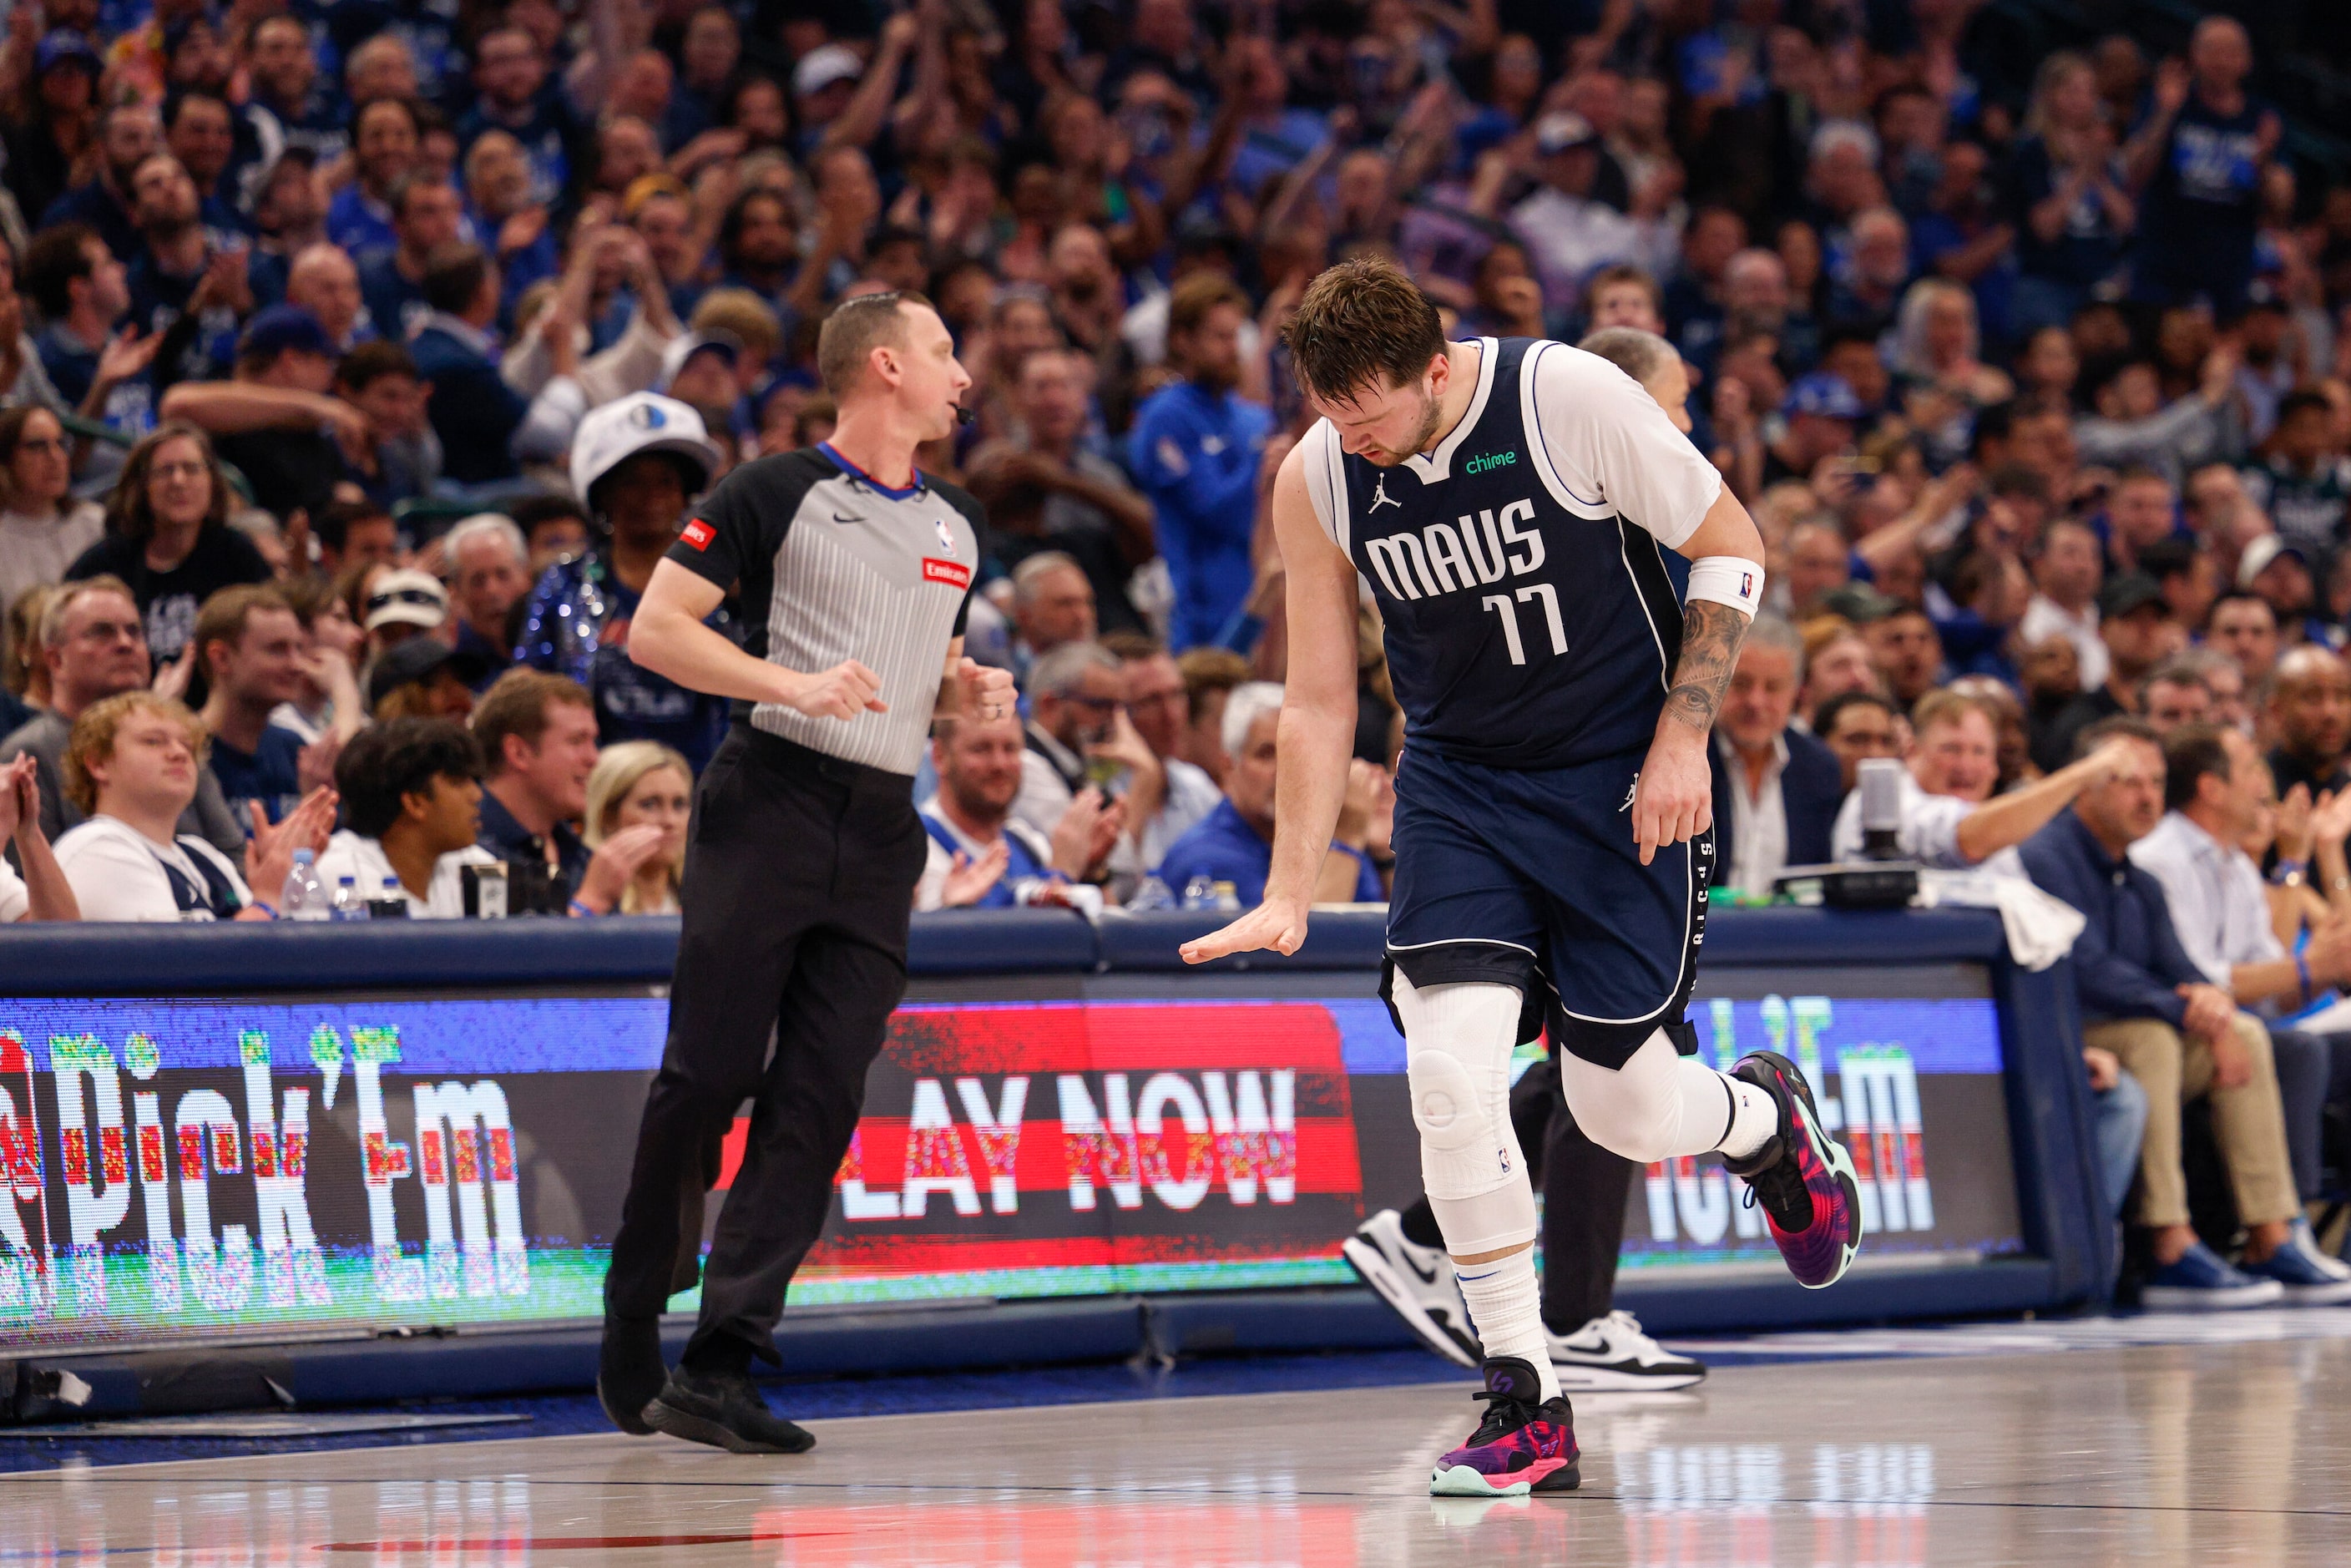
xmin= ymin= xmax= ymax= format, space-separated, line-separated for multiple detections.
xmin=599 ymin=291 xmax=999 ymax=1457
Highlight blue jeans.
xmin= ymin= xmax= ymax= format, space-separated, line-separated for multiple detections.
xmin=2093 ymin=1069 xmax=2151 ymax=1220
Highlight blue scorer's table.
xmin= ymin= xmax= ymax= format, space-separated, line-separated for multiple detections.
xmin=0 ymin=907 xmax=2106 ymax=1420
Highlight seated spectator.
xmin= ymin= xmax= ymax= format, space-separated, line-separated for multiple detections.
xmin=1797 ymin=623 xmax=1882 ymax=721
xmin=580 ymin=741 xmax=692 ymax=915
xmin=1576 ymin=325 xmax=1693 ymax=433
xmin=2017 ymin=517 xmax=2106 ymax=694
xmin=408 ymin=241 xmax=538 ymax=486
xmin=358 ymin=171 xmax=465 ymax=343
xmin=2034 ymin=574 xmax=2182 ymax=773
xmin=335 ymin=344 xmax=438 ymax=508
xmin=0 ymin=406 xmax=104 ymax=619
xmin=1812 ymin=689 xmax=1901 ymax=796
xmin=367 ymin=636 xmax=488 ymax=721
xmin=2242 ymin=391 xmax=2351 ymax=559
xmin=1156 ymin=680 xmax=1383 ymax=905
xmin=315 ymin=498 xmax=403 ymax=577
xmin=1012 ymin=640 xmax=1125 ymax=837
xmin=1777 ymin=521 xmax=1852 ymax=620
xmin=1007 ymin=553 xmax=1097 ymax=680
xmin=915 ymin=713 xmax=1120 ymax=909
xmin=2264 ymin=645 xmax=2351 ymax=802
xmin=1862 ymin=602 xmax=1945 ymax=711
xmin=1103 ymin=632 xmax=1221 ymax=872
xmin=191 ymin=586 xmax=322 ymax=822
xmin=159 ymin=306 xmax=361 ymax=522
xmin=2019 ymin=718 xmax=2344 ymax=1306
xmin=362 ymin=565 xmax=451 ymax=658
xmin=282 ymin=244 xmax=367 ymax=352
xmin=1711 ymin=616 xmax=1843 ymax=893
xmin=24 ymin=220 xmax=154 ymax=445
xmin=963 ymin=348 xmax=1156 ymax=635
xmin=65 ymin=423 xmax=270 ymax=669
xmin=512 ymin=494 xmax=593 ymax=576
xmin=2207 ymin=590 xmax=2280 ymax=687
xmin=518 ymin=393 xmax=731 ymax=771
xmin=271 ymin=574 xmax=368 ymax=748
xmin=2237 ymin=537 xmax=2332 ymax=651
xmin=54 ymin=691 xmax=331 ymax=922
xmin=0 ymin=586 xmax=54 ymax=737
xmin=2073 ymin=355 xmax=2235 ymax=488
xmin=2138 ymin=662 xmax=2213 ymax=736
xmin=470 ymin=670 xmax=599 ymax=904
xmin=319 ymin=716 xmax=502 ymax=918
xmin=0 ymin=752 xmax=75 ymax=921
xmin=442 ymin=512 xmax=532 ymax=676
xmin=1830 ymin=688 xmax=2136 ymax=878
xmin=1176 ymin=645 xmax=1251 ymax=784
xmin=3 ymin=576 xmax=241 ymax=855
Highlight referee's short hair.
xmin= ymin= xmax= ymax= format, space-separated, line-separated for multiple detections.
xmin=1030 ymin=640 xmax=1118 ymax=699
xmin=817 ymin=290 xmax=935 ymax=400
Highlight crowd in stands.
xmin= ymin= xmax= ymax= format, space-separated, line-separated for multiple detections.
xmin=5 ymin=0 xmax=2351 ymax=1299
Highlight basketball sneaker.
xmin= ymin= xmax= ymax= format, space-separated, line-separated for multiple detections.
xmin=1429 ymin=1358 xmax=1580 ymax=1497
xmin=1721 ymin=1050 xmax=1863 ymax=1289
xmin=643 ymin=1364 xmax=816 ymax=1454
xmin=1343 ymin=1208 xmax=1482 ymax=1368
xmin=597 ymin=1314 xmax=665 ymax=1436
xmin=1545 ymin=1309 xmax=1706 ymax=1392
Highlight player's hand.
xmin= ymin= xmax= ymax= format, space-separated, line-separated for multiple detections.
xmin=782 ymin=660 xmax=887 ymax=720
xmin=1631 ymin=730 xmax=1712 ymax=866
xmin=957 ymin=656 xmax=1015 ymax=722
xmin=1181 ymin=897 xmax=1310 ymax=964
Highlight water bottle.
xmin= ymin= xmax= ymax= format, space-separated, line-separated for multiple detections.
xmin=1128 ymin=875 xmax=1176 ymax=912
xmin=1182 ymin=874 xmax=1218 ymax=910
xmin=330 ymin=876 xmax=369 ymax=922
xmin=280 ymin=849 xmax=330 ymax=921
xmin=367 ymin=875 xmax=411 ymax=920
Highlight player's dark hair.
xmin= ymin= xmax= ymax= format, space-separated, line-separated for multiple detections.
xmin=336 ymin=717 xmax=484 ymax=837
xmin=2160 ymin=722 xmax=2232 ymax=812
xmin=1282 ymin=256 xmax=1447 ymax=406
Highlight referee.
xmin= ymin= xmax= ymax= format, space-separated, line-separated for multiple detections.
xmin=599 ymin=291 xmax=1014 ymax=1453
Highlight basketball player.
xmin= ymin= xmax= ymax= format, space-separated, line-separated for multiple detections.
xmin=1184 ymin=257 xmax=1861 ymax=1497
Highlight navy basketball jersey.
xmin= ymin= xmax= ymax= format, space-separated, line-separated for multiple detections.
xmin=1300 ymin=336 xmax=1725 ymax=771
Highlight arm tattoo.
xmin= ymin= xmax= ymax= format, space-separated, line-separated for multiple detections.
xmin=1661 ymin=600 xmax=1751 ymax=736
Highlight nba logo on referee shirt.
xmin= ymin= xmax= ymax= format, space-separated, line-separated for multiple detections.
xmin=936 ymin=518 xmax=956 ymax=554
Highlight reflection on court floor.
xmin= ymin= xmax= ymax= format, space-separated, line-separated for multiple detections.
xmin=2 ymin=1333 xmax=2348 ymax=1565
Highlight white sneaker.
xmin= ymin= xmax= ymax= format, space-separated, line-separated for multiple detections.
xmin=1545 ymin=1310 xmax=1706 ymax=1392
xmin=1343 ymin=1209 xmax=1480 ymax=1367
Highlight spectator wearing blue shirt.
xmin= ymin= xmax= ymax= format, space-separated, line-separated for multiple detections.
xmin=245 ymin=16 xmax=347 ymax=169
xmin=359 ymin=173 xmax=466 ymax=346
xmin=327 ymin=99 xmax=423 ymax=262
xmin=915 ymin=713 xmax=1083 ymax=910
xmin=1156 ymin=681 xmax=1384 ymax=905
xmin=1128 ymin=275 xmax=1272 ymax=650
xmin=191 ymin=585 xmax=316 ymax=825
xmin=2017 ymin=716 xmax=2313 ymax=1308
xmin=22 ymin=222 xmax=155 ymax=443
xmin=408 ymin=242 xmax=535 ymax=486
xmin=40 ymin=101 xmax=156 ymax=262
xmin=454 ymin=25 xmax=583 ymax=205
xmin=2124 ymin=17 xmax=2276 ymax=316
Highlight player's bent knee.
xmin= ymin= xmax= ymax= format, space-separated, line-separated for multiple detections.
xmin=1408 ymin=1048 xmax=1485 ymax=1151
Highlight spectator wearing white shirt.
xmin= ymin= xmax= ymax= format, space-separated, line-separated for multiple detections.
xmin=1103 ymin=634 xmax=1220 ymax=877
xmin=0 ymin=753 xmax=74 ymax=922
xmin=2132 ymin=725 xmax=2351 ymax=1216
xmin=1831 ymin=688 xmax=2141 ymax=878
xmin=317 ymin=717 xmax=499 ymax=918
xmin=1505 ymin=113 xmax=1677 ymax=316
xmin=1011 ymin=640 xmax=1128 ymax=851
xmin=2018 ymin=517 xmax=2107 ymax=691
xmin=53 ymin=693 xmax=332 ymax=922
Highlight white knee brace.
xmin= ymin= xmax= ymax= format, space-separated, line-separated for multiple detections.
xmin=1392 ymin=973 xmax=1536 ymax=1254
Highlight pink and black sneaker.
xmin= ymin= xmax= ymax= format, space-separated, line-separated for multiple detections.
xmin=1428 ymin=1358 xmax=1580 ymax=1497
xmin=1722 ymin=1050 xmax=1863 ymax=1289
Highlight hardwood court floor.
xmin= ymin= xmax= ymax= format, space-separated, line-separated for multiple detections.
xmin=4 ymin=1328 xmax=2350 ymax=1565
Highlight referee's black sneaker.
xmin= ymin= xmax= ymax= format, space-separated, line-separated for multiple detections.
xmin=643 ymin=1365 xmax=816 ymax=1454
xmin=597 ymin=1314 xmax=665 ymax=1436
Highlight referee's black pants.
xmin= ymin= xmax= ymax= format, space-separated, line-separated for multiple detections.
xmin=604 ymin=726 xmax=928 ymax=1366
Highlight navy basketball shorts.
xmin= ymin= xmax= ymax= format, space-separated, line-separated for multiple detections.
xmin=1381 ymin=744 xmax=1711 ymax=1070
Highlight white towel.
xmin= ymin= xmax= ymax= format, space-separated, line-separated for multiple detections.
xmin=1913 ymin=868 xmax=2087 ymax=972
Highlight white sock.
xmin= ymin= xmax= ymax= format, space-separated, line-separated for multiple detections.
xmin=1453 ymin=1247 xmax=1559 ymax=1402
xmin=1716 ymin=1073 xmax=1778 ymax=1160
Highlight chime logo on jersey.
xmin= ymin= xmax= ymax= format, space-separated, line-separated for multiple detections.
xmin=680 ymin=518 xmax=715 ymax=552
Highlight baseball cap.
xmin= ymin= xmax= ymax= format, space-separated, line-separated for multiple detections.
xmin=238 ymin=305 xmax=334 ymax=364
xmin=1818 ymin=582 xmax=1900 ymax=624
xmin=36 ymin=32 xmax=100 ymax=75
xmin=792 ymin=43 xmax=863 ymax=98
xmin=2097 ymin=572 xmax=2171 ymax=619
xmin=365 ymin=636 xmax=493 ymax=711
xmin=363 ymin=568 xmax=450 ymax=632
xmin=2237 ymin=534 xmax=2309 ymax=589
xmin=656 ymin=331 xmax=743 ymax=394
xmin=1534 ymin=111 xmax=1601 ymax=156
xmin=569 ymin=392 xmax=724 ymax=514
xmin=1781 ymin=372 xmax=1865 ymax=422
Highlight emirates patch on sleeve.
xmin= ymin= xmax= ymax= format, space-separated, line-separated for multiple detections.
xmin=680 ymin=518 xmax=715 ymax=551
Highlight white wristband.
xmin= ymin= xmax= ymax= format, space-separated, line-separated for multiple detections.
xmin=1686 ymin=556 xmax=1763 ymax=618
